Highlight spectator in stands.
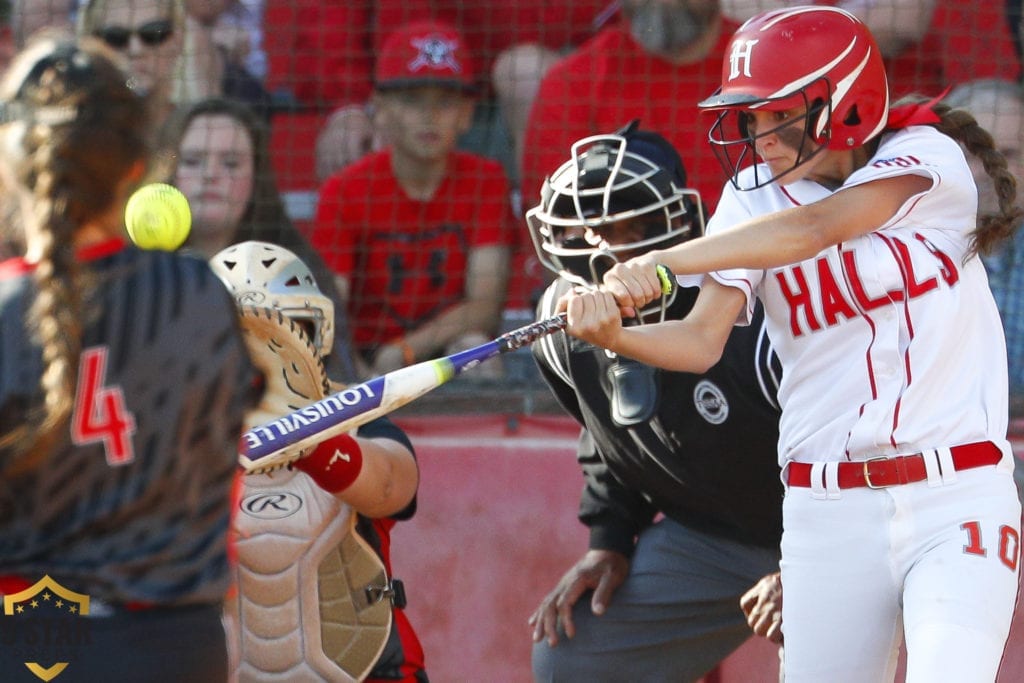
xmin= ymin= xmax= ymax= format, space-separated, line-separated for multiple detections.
xmin=180 ymin=0 xmax=270 ymax=113
xmin=521 ymin=0 xmax=736 ymax=216
xmin=208 ymin=0 xmax=266 ymax=82
xmin=722 ymin=1 xmax=1019 ymax=98
xmin=77 ymin=0 xmax=186 ymax=128
xmin=946 ymin=79 xmax=1024 ymax=415
xmin=526 ymin=121 xmax=784 ymax=681
xmin=264 ymin=1 xmax=614 ymax=183
xmin=309 ymin=20 xmax=512 ymax=378
xmin=883 ymin=0 xmax=1020 ymax=92
xmin=77 ymin=0 xmax=269 ymax=129
xmin=157 ymin=96 xmax=359 ymax=381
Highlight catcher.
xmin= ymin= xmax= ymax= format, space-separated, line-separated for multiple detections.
xmin=211 ymin=241 xmax=427 ymax=683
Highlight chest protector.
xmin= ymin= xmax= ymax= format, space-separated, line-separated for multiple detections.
xmin=227 ymin=468 xmax=392 ymax=681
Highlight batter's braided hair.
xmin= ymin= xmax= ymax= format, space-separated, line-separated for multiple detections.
xmin=934 ymin=104 xmax=1021 ymax=257
xmin=0 ymin=34 xmax=149 ymax=474
xmin=892 ymin=93 xmax=1024 ymax=258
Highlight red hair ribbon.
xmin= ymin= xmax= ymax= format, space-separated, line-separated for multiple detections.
xmin=886 ymin=86 xmax=952 ymax=129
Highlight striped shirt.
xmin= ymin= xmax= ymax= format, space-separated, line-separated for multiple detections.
xmin=0 ymin=239 xmax=257 ymax=606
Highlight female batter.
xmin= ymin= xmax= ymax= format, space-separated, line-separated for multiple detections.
xmin=562 ymin=7 xmax=1023 ymax=682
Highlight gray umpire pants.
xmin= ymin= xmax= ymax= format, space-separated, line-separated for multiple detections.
xmin=532 ymin=517 xmax=781 ymax=683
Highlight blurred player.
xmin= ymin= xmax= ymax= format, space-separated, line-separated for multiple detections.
xmin=527 ymin=121 xmax=784 ymax=681
xmin=0 ymin=35 xmax=255 ymax=681
xmin=211 ymin=241 xmax=427 ymax=683
xmin=571 ymin=8 xmax=1024 ymax=681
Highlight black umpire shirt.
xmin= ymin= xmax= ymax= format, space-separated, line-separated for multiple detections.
xmin=533 ymin=278 xmax=784 ymax=555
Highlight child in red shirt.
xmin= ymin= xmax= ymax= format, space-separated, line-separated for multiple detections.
xmin=310 ymin=20 xmax=513 ymax=377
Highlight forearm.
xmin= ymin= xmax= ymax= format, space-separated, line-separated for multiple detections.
xmin=649 ymin=206 xmax=829 ymax=276
xmin=180 ymin=17 xmax=225 ymax=100
xmin=650 ymin=176 xmax=931 ymax=277
xmin=341 ymin=435 xmax=418 ymax=518
xmin=605 ymin=320 xmax=726 ymax=373
xmin=587 ymin=518 xmax=641 ymax=557
xmin=295 ymin=432 xmax=418 ymax=518
xmin=566 ymin=281 xmax=742 ymax=373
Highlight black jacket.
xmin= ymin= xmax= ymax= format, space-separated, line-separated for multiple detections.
xmin=533 ymin=278 xmax=784 ymax=554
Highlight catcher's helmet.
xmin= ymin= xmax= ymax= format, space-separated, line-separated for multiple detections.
xmin=526 ymin=120 xmax=704 ymax=288
xmin=699 ymin=6 xmax=889 ymax=188
xmin=211 ymin=241 xmax=335 ymax=355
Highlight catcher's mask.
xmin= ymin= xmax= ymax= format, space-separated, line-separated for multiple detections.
xmin=211 ymin=241 xmax=335 ymax=355
xmin=526 ymin=120 xmax=704 ymax=315
xmin=699 ymin=6 xmax=889 ymax=189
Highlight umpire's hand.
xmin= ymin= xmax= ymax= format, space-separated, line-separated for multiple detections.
xmin=528 ymin=549 xmax=630 ymax=647
xmin=740 ymin=571 xmax=783 ymax=644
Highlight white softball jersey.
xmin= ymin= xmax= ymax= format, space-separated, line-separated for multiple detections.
xmin=709 ymin=126 xmax=1012 ymax=468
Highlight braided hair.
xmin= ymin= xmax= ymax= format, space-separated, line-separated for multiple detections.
xmin=0 ymin=35 xmax=149 ymax=473
xmin=887 ymin=91 xmax=1024 ymax=258
xmin=934 ymin=104 xmax=1022 ymax=257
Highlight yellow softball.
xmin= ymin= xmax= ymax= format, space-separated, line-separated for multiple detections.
xmin=124 ymin=183 xmax=192 ymax=251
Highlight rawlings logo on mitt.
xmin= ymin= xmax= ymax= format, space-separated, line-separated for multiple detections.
xmin=237 ymin=306 xmax=331 ymax=473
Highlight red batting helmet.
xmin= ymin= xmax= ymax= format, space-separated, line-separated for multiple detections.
xmin=699 ymin=6 xmax=889 ymax=188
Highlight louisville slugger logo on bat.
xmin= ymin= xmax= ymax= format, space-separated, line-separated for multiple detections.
xmin=239 ymin=313 xmax=570 ymax=471
xmin=242 ymin=361 xmax=451 ymax=458
xmin=238 ymin=265 xmax=674 ymax=473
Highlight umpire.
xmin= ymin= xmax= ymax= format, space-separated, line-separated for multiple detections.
xmin=526 ymin=121 xmax=784 ymax=682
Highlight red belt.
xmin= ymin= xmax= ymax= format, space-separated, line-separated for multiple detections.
xmin=787 ymin=441 xmax=1002 ymax=489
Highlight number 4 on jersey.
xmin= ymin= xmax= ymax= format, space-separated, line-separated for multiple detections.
xmin=71 ymin=346 xmax=136 ymax=465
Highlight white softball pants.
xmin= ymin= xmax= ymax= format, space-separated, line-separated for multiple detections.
xmin=779 ymin=466 xmax=1021 ymax=682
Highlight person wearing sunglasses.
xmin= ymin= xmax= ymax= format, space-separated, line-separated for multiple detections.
xmin=77 ymin=0 xmax=185 ymax=127
xmin=77 ymin=0 xmax=269 ymax=128
xmin=92 ymin=17 xmax=175 ymax=51
xmin=179 ymin=0 xmax=270 ymax=118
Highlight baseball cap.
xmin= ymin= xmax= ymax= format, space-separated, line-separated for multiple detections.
xmin=374 ymin=20 xmax=478 ymax=94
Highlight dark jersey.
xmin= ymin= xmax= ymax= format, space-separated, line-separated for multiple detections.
xmin=0 ymin=240 xmax=257 ymax=606
xmin=533 ymin=278 xmax=784 ymax=553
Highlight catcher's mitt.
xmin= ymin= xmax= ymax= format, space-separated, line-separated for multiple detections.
xmin=238 ymin=306 xmax=331 ymax=473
